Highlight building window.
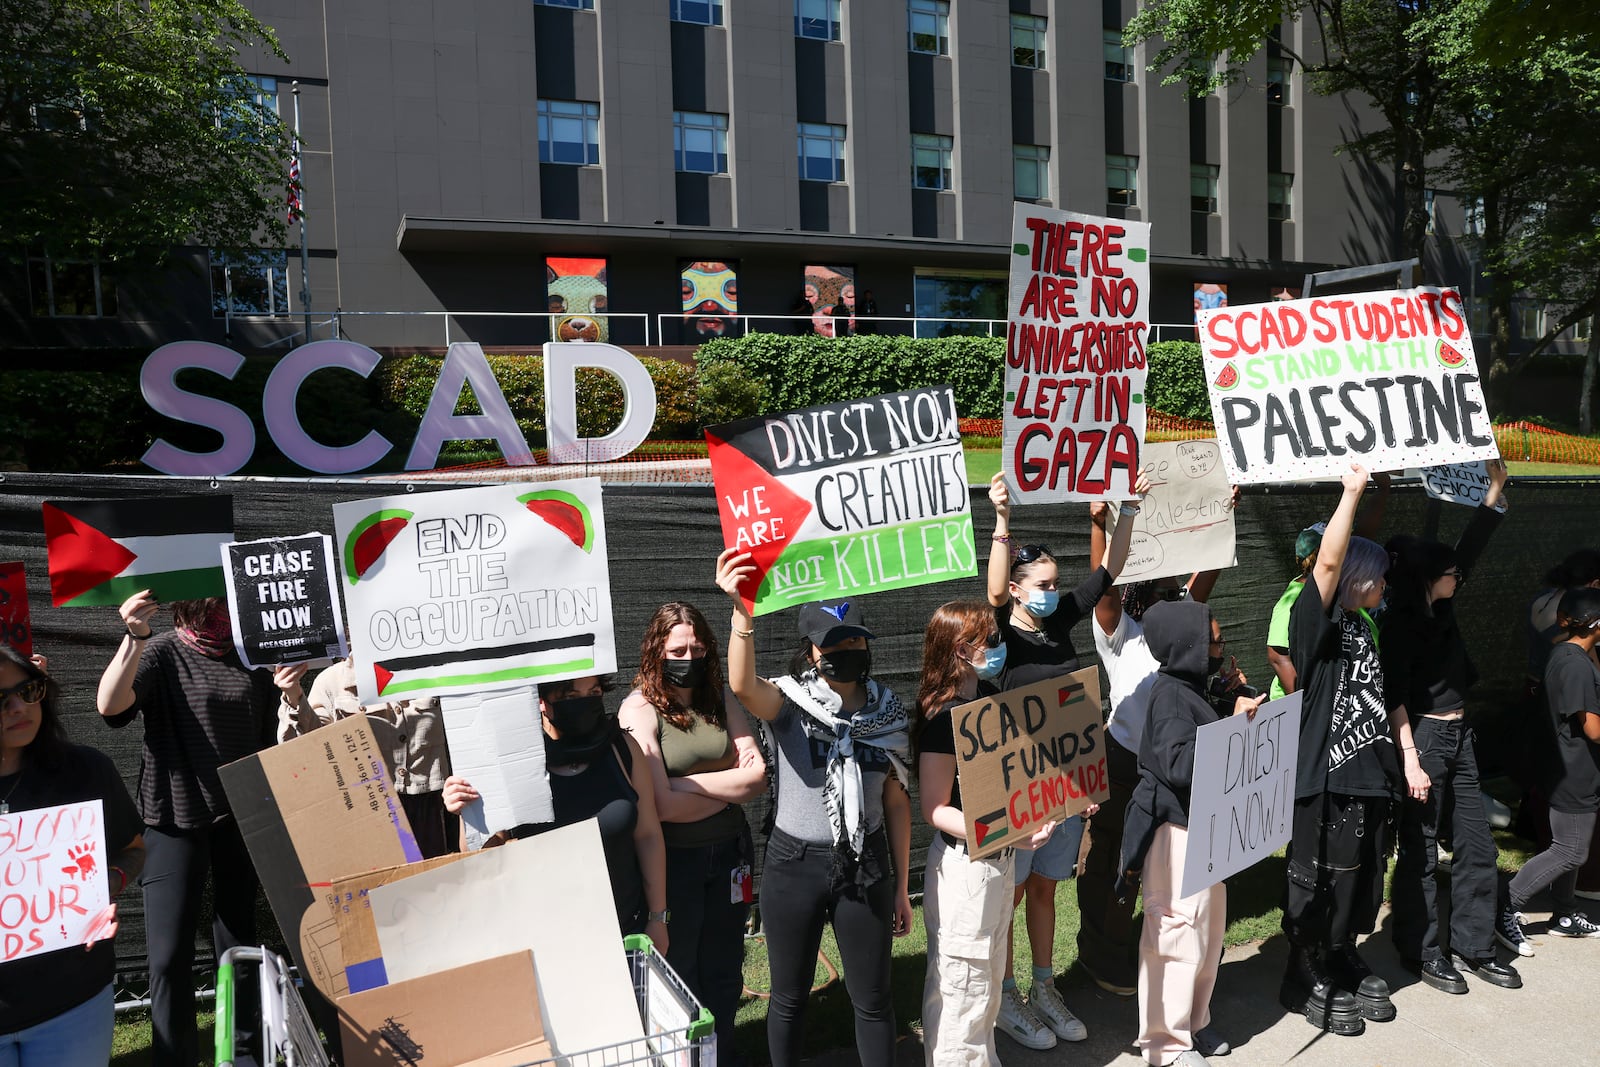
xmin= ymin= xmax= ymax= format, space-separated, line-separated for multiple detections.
xmin=217 ymin=74 xmax=279 ymax=140
xmin=1572 ymin=316 xmax=1593 ymax=344
xmin=1268 ymin=171 xmax=1294 ymax=221
xmin=674 ymin=111 xmax=729 ymax=173
xmin=1191 ymin=163 xmax=1219 ymax=214
xmin=536 ymin=0 xmax=594 ymax=9
xmin=1014 ymin=145 xmax=1050 ymax=201
xmin=909 ymin=0 xmax=949 ymax=54
xmin=1516 ymin=302 xmax=1544 ymax=340
xmin=1424 ymin=188 xmax=1437 ymax=235
xmin=210 ymin=250 xmax=289 ymax=318
xmin=537 ymin=100 xmax=600 ymax=165
xmin=1463 ymin=196 xmax=1484 ymax=236
xmin=27 ymin=254 xmax=117 ymax=318
xmin=914 ymin=270 xmax=1007 ymax=338
xmin=1107 ymin=154 xmax=1138 ymax=207
xmin=1104 ymin=29 xmax=1133 ymax=82
xmin=671 ymin=0 xmax=722 ymax=23
xmin=798 ymin=122 xmax=846 ymax=182
xmin=796 ymin=0 xmax=841 ymax=40
xmin=1267 ymin=55 xmax=1292 ymax=105
xmin=912 ymin=133 xmax=953 ymax=190
xmin=1011 ymin=14 xmax=1047 ymax=69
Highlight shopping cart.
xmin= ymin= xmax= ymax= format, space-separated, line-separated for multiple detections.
xmin=215 ymin=946 xmax=333 ymax=1067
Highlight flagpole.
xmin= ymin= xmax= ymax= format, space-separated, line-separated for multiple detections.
xmin=292 ymin=81 xmax=311 ymax=344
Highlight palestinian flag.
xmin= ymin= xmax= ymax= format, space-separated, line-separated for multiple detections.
xmin=1058 ymin=683 xmax=1087 ymax=708
xmin=972 ymin=807 xmax=1010 ymax=850
xmin=44 ymin=496 xmax=234 ymax=608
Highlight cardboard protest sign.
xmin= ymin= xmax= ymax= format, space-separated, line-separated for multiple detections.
xmin=1004 ymin=204 xmax=1151 ymax=502
xmin=1407 ymin=461 xmax=1508 ymax=512
xmin=440 ymin=687 xmax=556 ymax=839
xmin=332 ymin=478 xmax=615 ymax=703
xmin=951 ymin=667 xmax=1108 ymax=860
xmin=0 ymin=800 xmax=110 ymax=963
xmin=42 ymin=495 xmax=232 ymax=607
xmin=0 ymin=562 xmax=31 ymax=657
xmin=221 ymin=533 xmax=348 ymax=669
xmin=1199 ymin=287 xmax=1499 ymax=483
xmin=705 ymin=387 xmax=976 ymax=615
xmin=330 ymin=853 xmax=471 ymax=993
xmin=1180 ymin=692 xmax=1301 ymax=898
xmin=1107 ymin=440 xmax=1237 ymax=583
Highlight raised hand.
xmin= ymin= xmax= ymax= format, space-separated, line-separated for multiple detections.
xmin=715 ymin=547 xmax=758 ymax=618
xmin=1341 ymin=463 xmax=1369 ymax=494
xmin=119 ymin=590 xmax=160 ymax=637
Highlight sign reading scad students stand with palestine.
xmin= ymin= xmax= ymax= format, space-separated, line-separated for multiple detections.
xmin=1004 ymin=203 xmax=1151 ymax=502
xmin=1198 ymin=288 xmax=1500 ymax=483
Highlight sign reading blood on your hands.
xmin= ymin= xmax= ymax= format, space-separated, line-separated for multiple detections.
xmin=1 ymin=800 xmax=110 ymax=963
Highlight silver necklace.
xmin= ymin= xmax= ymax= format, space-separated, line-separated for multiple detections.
xmin=0 ymin=767 xmax=22 ymax=815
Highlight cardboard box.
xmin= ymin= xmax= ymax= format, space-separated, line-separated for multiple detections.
xmin=329 ymin=853 xmax=470 ymax=993
xmin=336 ymin=951 xmax=551 ymax=1067
xmin=220 ymin=719 xmax=424 ymax=997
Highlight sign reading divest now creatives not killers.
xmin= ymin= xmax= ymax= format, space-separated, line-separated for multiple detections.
xmin=951 ymin=667 xmax=1107 ymax=860
xmin=332 ymin=479 xmax=615 ymax=704
xmin=1199 ymin=287 xmax=1500 ymax=483
xmin=1004 ymin=204 xmax=1151 ymax=502
xmin=705 ymin=387 xmax=976 ymax=616
xmin=221 ymin=533 xmax=349 ymax=670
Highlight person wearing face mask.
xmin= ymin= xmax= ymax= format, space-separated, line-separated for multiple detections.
xmin=716 ymin=550 xmax=914 ymax=1067
xmin=96 ymin=592 xmax=279 ymax=1067
xmin=442 ymin=675 xmax=670 ymax=951
xmin=914 ymin=601 xmax=1060 ymax=1065
xmin=982 ymin=470 xmax=1146 ymax=1050
xmin=619 ymin=602 xmax=767 ymax=1058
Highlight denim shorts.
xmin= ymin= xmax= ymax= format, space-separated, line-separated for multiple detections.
xmin=1014 ymin=814 xmax=1085 ymax=884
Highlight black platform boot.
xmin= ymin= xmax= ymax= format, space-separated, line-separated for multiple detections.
xmin=1330 ymin=940 xmax=1397 ymax=1022
xmin=1280 ymin=946 xmax=1366 ymax=1036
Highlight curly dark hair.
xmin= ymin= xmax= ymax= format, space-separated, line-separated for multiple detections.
xmin=631 ymin=602 xmax=726 ymax=731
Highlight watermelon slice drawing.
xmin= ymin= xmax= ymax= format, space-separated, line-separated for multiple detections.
xmin=1213 ymin=364 xmax=1240 ymax=391
xmin=1437 ymin=340 xmax=1468 ymax=369
xmin=517 ymin=489 xmax=595 ymax=553
xmin=343 ymin=509 xmax=413 ymax=585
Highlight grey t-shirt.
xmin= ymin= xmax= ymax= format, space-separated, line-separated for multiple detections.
xmin=769 ymin=696 xmax=892 ymax=843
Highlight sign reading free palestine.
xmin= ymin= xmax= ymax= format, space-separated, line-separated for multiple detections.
xmin=705 ymin=387 xmax=977 ymax=616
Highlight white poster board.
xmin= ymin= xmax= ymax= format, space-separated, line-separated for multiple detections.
xmin=0 ymin=800 xmax=110 ymax=963
xmin=1407 ymin=461 xmax=1508 ymax=512
xmin=1180 ymin=692 xmax=1302 ymax=899
xmin=332 ymin=479 xmax=615 ymax=704
xmin=440 ymin=687 xmax=556 ymax=838
xmin=1107 ymin=440 xmax=1237 ymax=582
xmin=1199 ymin=288 xmax=1500 ymax=483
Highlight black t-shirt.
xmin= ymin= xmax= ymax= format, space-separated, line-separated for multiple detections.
xmin=0 ymin=744 xmax=143 ymax=1032
xmin=1543 ymin=643 xmax=1600 ymax=814
xmin=1290 ymin=583 xmax=1397 ymax=798
xmin=996 ymin=565 xmax=1113 ymax=689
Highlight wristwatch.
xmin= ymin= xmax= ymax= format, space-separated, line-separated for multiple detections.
xmin=647 ymin=909 xmax=671 ymax=924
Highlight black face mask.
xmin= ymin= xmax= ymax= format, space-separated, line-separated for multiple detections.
xmin=545 ymin=694 xmax=609 ymax=762
xmin=661 ymin=656 xmax=707 ymax=690
xmin=816 ymin=649 xmax=871 ymax=684
xmin=1207 ymin=655 xmax=1226 ymax=677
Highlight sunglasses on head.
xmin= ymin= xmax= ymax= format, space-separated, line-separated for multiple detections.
xmin=966 ymin=630 xmax=1002 ymax=649
xmin=1015 ymin=544 xmax=1052 ymax=565
xmin=0 ymin=677 xmax=46 ymax=707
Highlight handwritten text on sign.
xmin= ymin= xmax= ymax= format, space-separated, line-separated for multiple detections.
xmin=1180 ymin=693 xmax=1301 ymax=898
xmin=1 ymin=800 xmax=110 ymax=963
xmin=952 ymin=667 xmax=1107 ymax=860
xmin=1199 ymin=288 xmax=1499 ymax=483
xmin=1406 ymin=461 xmax=1508 ymax=512
xmin=1107 ymin=440 xmax=1237 ymax=583
xmin=1004 ymin=205 xmax=1151 ymax=501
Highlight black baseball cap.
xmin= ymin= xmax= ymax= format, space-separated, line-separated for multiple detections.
xmin=797 ymin=600 xmax=875 ymax=648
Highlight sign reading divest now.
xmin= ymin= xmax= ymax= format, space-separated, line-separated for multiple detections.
xmin=1004 ymin=203 xmax=1151 ymax=502
xmin=331 ymin=479 xmax=615 ymax=703
xmin=1199 ymin=288 xmax=1499 ymax=483
xmin=221 ymin=533 xmax=349 ymax=669
xmin=705 ymin=387 xmax=976 ymax=616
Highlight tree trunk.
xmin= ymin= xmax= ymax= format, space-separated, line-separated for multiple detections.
xmin=1482 ymin=292 xmax=1516 ymax=417
xmin=1580 ymin=315 xmax=1600 ymax=434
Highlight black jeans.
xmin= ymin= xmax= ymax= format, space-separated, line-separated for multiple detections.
xmin=143 ymin=820 xmax=260 ymax=1067
xmin=1075 ymin=734 xmax=1141 ymax=987
xmin=1283 ymin=793 xmax=1389 ymax=953
xmin=1391 ymin=718 xmax=1498 ymax=962
xmin=1509 ymin=808 xmax=1598 ymax=915
xmin=665 ymin=829 xmax=753 ymax=1054
xmin=760 ymin=827 xmax=896 ymax=1067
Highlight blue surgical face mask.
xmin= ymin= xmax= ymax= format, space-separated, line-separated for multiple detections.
xmin=974 ymin=644 xmax=1008 ymax=680
xmin=1022 ymin=589 xmax=1060 ymax=618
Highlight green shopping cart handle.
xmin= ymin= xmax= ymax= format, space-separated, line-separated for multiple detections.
xmin=214 ymin=962 xmax=237 ymax=1066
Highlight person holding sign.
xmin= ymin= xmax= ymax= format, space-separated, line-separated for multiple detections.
xmin=914 ymin=601 xmax=1060 ymax=1064
xmin=1 ymin=645 xmax=144 ymax=1066
xmin=716 ymin=550 xmax=913 ymax=1067
xmin=983 ymin=470 xmax=1145 ymax=1048
xmin=1116 ymin=600 xmax=1265 ymax=1066
xmin=1281 ymin=465 xmax=1403 ymax=1037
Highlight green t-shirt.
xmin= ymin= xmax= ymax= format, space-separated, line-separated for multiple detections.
xmin=1268 ymin=578 xmax=1306 ymax=701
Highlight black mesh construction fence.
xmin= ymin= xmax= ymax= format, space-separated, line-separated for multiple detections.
xmin=2 ymin=471 xmax=1597 ymax=983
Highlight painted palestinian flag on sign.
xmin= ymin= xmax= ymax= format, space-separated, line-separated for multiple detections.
xmin=972 ymin=807 xmax=1010 ymax=850
xmin=705 ymin=387 xmax=978 ymax=616
xmin=43 ymin=496 xmax=233 ymax=607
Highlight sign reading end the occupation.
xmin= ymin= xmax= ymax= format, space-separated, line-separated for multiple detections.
xmin=222 ymin=533 xmax=348 ymax=670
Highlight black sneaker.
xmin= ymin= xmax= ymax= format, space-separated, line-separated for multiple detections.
xmin=1329 ymin=942 xmax=1396 ymax=1022
xmin=1551 ymin=911 xmax=1600 ymax=938
xmin=1280 ymin=948 xmax=1365 ymax=1036
xmin=1409 ymin=956 xmax=1468 ymax=995
xmin=1451 ymin=954 xmax=1523 ymax=989
xmin=1496 ymin=904 xmax=1535 ymax=957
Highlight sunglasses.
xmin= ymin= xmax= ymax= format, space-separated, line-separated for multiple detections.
xmin=0 ymin=677 xmax=46 ymax=707
xmin=1015 ymin=544 xmax=1053 ymax=565
xmin=965 ymin=631 xmax=1003 ymax=650
xmin=1209 ymin=635 xmax=1228 ymax=649
xmin=1444 ymin=567 xmax=1465 ymax=585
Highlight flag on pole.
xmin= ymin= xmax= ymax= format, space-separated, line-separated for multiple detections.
xmin=287 ymin=131 xmax=303 ymax=225
xmin=43 ymin=496 xmax=234 ymax=607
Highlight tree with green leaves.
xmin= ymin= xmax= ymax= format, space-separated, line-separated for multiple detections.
xmin=0 ymin=0 xmax=293 ymax=267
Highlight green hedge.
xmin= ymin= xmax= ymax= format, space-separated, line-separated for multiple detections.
xmin=1145 ymin=341 xmax=1209 ymax=421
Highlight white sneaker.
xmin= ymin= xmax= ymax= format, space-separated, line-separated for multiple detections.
xmin=1027 ymin=979 xmax=1088 ymax=1042
xmin=1171 ymin=1051 xmax=1211 ymax=1067
xmin=996 ymin=986 xmax=1057 ymax=1050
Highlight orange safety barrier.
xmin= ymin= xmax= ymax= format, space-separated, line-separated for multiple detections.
xmin=959 ymin=412 xmax=1219 ymax=443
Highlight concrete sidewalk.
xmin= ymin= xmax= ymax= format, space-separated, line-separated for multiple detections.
xmin=805 ymin=901 xmax=1596 ymax=1066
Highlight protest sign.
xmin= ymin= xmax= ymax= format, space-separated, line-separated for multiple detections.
xmin=1004 ymin=204 xmax=1151 ymax=502
xmin=951 ymin=667 xmax=1107 ymax=860
xmin=332 ymin=478 xmax=615 ymax=703
xmin=1180 ymin=692 xmax=1301 ymax=898
xmin=0 ymin=800 xmax=110 ymax=963
xmin=1407 ymin=460 xmax=1508 ymax=512
xmin=440 ymin=687 xmax=555 ymax=839
xmin=221 ymin=533 xmax=348 ymax=669
xmin=1107 ymin=440 xmax=1237 ymax=583
xmin=0 ymin=562 xmax=30 ymax=657
xmin=705 ymin=386 xmax=976 ymax=616
xmin=1199 ymin=287 xmax=1499 ymax=483
xmin=42 ymin=495 xmax=231 ymax=607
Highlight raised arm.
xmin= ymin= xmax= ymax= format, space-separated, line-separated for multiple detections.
xmin=1088 ymin=502 xmax=1122 ymax=636
xmin=1103 ymin=472 xmax=1153 ymax=581
xmin=986 ymin=471 xmax=1013 ymax=607
xmin=97 ymin=590 xmax=159 ymax=719
xmin=1353 ymin=470 xmax=1391 ymax=540
xmin=715 ymin=548 xmax=785 ymax=720
xmin=1311 ymin=465 xmax=1369 ymax=610
xmin=1453 ymin=459 xmax=1508 ymax=576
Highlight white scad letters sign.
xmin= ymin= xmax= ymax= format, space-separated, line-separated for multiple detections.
xmin=543 ymin=341 xmax=658 ymax=463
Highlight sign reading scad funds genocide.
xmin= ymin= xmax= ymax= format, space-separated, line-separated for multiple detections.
xmin=705 ymin=387 xmax=976 ymax=616
xmin=221 ymin=533 xmax=349 ymax=670
xmin=1004 ymin=204 xmax=1151 ymax=502
xmin=332 ymin=479 xmax=615 ymax=703
xmin=1199 ymin=288 xmax=1499 ymax=483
